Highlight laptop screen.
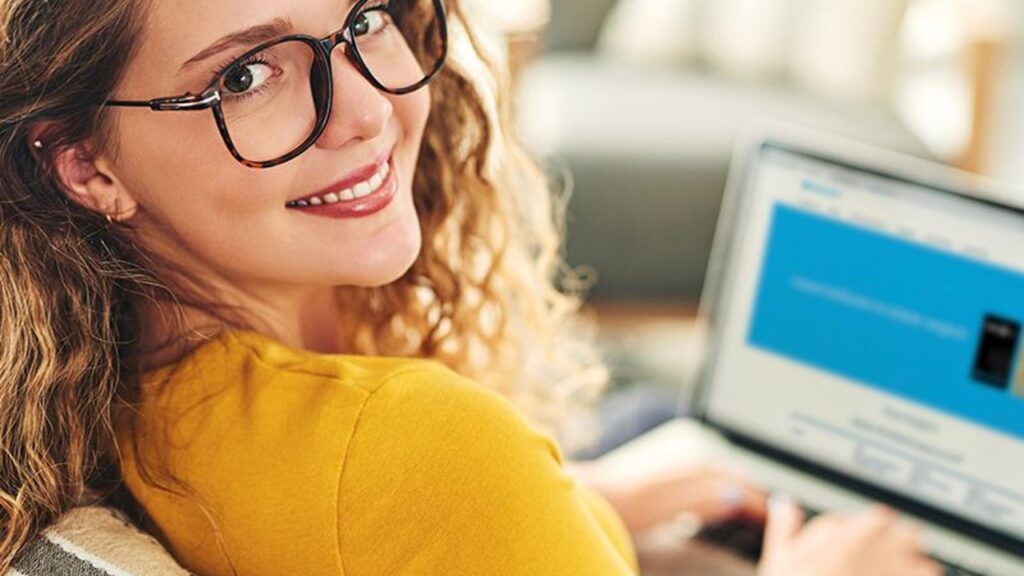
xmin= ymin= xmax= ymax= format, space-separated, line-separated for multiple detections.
xmin=702 ymin=141 xmax=1024 ymax=543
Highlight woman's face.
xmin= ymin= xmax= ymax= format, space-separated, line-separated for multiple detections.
xmin=109 ymin=0 xmax=431 ymax=298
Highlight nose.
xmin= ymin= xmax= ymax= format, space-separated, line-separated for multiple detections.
xmin=314 ymin=44 xmax=393 ymax=150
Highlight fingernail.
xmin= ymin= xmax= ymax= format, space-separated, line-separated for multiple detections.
xmin=769 ymin=493 xmax=794 ymax=513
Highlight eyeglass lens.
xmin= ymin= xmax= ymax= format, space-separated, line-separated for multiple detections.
xmin=217 ymin=0 xmax=444 ymax=164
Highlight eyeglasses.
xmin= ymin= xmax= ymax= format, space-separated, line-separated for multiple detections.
xmin=105 ymin=0 xmax=448 ymax=169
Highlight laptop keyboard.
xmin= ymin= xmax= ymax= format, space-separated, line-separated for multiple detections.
xmin=694 ymin=512 xmax=986 ymax=575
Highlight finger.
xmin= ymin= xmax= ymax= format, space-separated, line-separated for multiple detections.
xmin=674 ymin=469 xmax=768 ymax=522
xmin=846 ymin=505 xmax=897 ymax=542
xmin=795 ymin=511 xmax=849 ymax=548
xmin=762 ymin=494 xmax=804 ymax=562
xmin=885 ymin=523 xmax=936 ymax=574
xmin=643 ymin=467 xmax=765 ymax=524
xmin=686 ymin=481 xmax=769 ymax=523
xmin=725 ymin=481 xmax=769 ymax=521
xmin=887 ymin=519 xmax=926 ymax=550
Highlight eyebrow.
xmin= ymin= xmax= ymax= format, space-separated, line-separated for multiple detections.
xmin=180 ymin=17 xmax=295 ymax=73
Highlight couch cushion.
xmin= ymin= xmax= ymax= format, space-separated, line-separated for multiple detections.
xmin=594 ymin=0 xmax=910 ymax=102
xmin=789 ymin=0 xmax=910 ymax=102
xmin=598 ymin=0 xmax=799 ymax=80
xmin=519 ymin=54 xmax=927 ymax=166
xmin=698 ymin=0 xmax=799 ymax=80
xmin=596 ymin=0 xmax=704 ymax=65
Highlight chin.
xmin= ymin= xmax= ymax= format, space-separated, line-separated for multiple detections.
xmin=344 ymin=261 xmax=417 ymax=288
xmin=344 ymin=229 xmax=422 ymax=288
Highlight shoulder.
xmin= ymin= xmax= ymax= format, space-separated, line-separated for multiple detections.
xmin=355 ymin=359 xmax=554 ymax=447
xmin=336 ymin=362 xmax=637 ymax=575
xmin=121 ymin=332 xmax=534 ymax=575
xmin=136 ymin=329 xmax=453 ymax=410
xmin=127 ymin=327 xmax=547 ymax=480
xmin=342 ymin=358 xmax=567 ymax=495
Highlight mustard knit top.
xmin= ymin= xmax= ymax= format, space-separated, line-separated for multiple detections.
xmin=116 ymin=330 xmax=639 ymax=575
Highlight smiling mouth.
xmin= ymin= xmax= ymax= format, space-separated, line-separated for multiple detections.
xmin=286 ymin=160 xmax=391 ymax=209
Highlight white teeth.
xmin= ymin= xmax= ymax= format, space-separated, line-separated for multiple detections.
xmin=288 ymin=159 xmax=391 ymax=208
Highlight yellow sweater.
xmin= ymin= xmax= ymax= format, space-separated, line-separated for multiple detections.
xmin=117 ymin=330 xmax=639 ymax=575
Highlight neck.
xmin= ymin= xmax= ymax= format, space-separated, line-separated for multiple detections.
xmin=134 ymin=281 xmax=348 ymax=373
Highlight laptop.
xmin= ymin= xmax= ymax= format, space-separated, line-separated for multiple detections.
xmin=688 ymin=123 xmax=1024 ymax=575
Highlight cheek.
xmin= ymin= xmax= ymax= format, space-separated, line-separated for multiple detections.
xmin=113 ymin=113 xmax=255 ymax=221
xmin=114 ymin=111 xmax=276 ymax=212
xmin=117 ymin=109 xmax=227 ymax=169
xmin=391 ymin=88 xmax=431 ymax=185
xmin=110 ymin=113 xmax=298 ymax=276
xmin=396 ymin=88 xmax=431 ymax=148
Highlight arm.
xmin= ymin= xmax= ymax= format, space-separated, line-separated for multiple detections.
xmin=565 ymin=457 xmax=767 ymax=535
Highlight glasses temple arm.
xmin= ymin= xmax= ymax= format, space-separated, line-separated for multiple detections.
xmin=104 ymin=92 xmax=221 ymax=111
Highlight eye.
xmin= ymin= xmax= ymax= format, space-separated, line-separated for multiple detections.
xmin=351 ymin=7 xmax=390 ymax=37
xmin=221 ymin=60 xmax=275 ymax=95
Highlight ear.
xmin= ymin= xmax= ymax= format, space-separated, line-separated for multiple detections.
xmin=28 ymin=124 xmax=139 ymax=222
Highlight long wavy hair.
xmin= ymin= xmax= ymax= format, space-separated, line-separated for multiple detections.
xmin=0 ymin=0 xmax=606 ymax=570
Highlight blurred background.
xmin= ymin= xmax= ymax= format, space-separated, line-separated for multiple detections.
xmin=464 ymin=0 xmax=1024 ymax=455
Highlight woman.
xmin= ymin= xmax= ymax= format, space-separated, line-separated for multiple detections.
xmin=0 ymin=0 xmax=941 ymax=574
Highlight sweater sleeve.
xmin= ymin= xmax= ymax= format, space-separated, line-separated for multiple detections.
xmin=336 ymin=364 xmax=638 ymax=576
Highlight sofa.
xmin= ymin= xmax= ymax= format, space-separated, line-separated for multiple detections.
xmin=516 ymin=0 xmax=930 ymax=302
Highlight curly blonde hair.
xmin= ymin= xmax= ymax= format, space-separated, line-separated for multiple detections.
xmin=341 ymin=8 xmax=607 ymax=446
xmin=0 ymin=0 xmax=607 ymax=570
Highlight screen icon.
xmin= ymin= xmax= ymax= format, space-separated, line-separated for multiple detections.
xmin=972 ymin=314 xmax=1020 ymax=390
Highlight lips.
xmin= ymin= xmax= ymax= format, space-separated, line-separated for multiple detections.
xmin=285 ymin=155 xmax=399 ymax=219
xmin=286 ymin=147 xmax=394 ymax=208
xmin=286 ymin=161 xmax=391 ymax=208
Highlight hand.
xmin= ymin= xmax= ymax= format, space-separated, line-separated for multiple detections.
xmin=570 ymin=460 xmax=768 ymax=534
xmin=759 ymin=498 xmax=943 ymax=576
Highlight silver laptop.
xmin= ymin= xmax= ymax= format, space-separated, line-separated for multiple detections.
xmin=692 ymin=123 xmax=1024 ymax=575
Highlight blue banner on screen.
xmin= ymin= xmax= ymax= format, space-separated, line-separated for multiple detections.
xmin=748 ymin=204 xmax=1024 ymax=439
